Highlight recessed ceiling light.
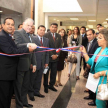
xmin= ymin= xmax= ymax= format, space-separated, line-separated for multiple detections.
xmin=54 ymin=19 xmax=56 ymax=20
xmin=70 ymin=18 xmax=79 ymax=20
xmin=0 ymin=11 xmax=3 ymax=13
xmin=88 ymin=20 xmax=96 ymax=22
xmin=88 ymin=25 xmax=93 ymax=28
xmin=57 ymin=20 xmax=59 ymax=21
xmin=103 ymin=22 xmax=107 ymax=24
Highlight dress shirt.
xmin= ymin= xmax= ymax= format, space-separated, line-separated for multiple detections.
xmin=37 ymin=35 xmax=43 ymax=43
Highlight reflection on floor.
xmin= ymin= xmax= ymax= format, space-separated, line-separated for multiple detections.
xmin=11 ymin=64 xmax=96 ymax=108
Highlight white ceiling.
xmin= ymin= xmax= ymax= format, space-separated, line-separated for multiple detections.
xmin=48 ymin=0 xmax=108 ymax=29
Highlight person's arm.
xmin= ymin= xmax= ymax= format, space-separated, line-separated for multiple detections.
xmin=94 ymin=71 xmax=107 ymax=79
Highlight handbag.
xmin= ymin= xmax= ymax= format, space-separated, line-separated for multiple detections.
xmin=83 ymin=66 xmax=90 ymax=79
xmin=96 ymin=71 xmax=108 ymax=100
xmin=67 ymin=53 xmax=77 ymax=63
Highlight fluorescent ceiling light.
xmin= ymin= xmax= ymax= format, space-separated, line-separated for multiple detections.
xmin=0 ymin=11 xmax=3 ymax=13
xmin=88 ymin=20 xmax=96 ymax=22
xmin=88 ymin=25 xmax=93 ymax=28
xmin=43 ymin=0 xmax=83 ymax=12
xmin=103 ymin=22 xmax=107 ymax=24
xmin=70 ymin=18 xmax=79 ymax=20
xmin=106 ymin=18 xmax=108 ymax=20
xmin=57 ymin=20 xmax=59 ymax=21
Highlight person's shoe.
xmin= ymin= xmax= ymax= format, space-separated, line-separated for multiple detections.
xmin=84 ymin=96 xmax=93 ymax=100
xmin=84 ymin=90 xmax=89 ymax=93
xmin=44 ymin=88 xmax=48 ymax=93
xmin=76 ymin=76 xmax=80 ymax=80
xmin=59 ymin=83 xmax=63 ymax=86
xmin=34 ymin=93 xmax=45 ymax=98
xmin=49 ymin=86 xmax=57 ymax=92
xmin=88 ymin=101 xmax=96 ymax=106
xmin=23 ymin=104 xmax=33 ymax=107
xmin=29 ymin=96 xmax=35 ymax=101
xmin=55 ymin=82 xmax=58 ymax=87
xmin=68 ymin=74 xmax=70 ymax=77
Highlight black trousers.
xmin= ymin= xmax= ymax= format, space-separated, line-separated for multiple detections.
xmin=89 ymin=90 xmax=96 ymax=102
xmin=14 ymin=70 xmax=30 ymax=108
xmin=28 ymin=68 xmax=43 ymax=97
xmin=44 ymin=62 xmax=57 ymax=88
xmin=0 ymin=80 xmax=14 ymax=108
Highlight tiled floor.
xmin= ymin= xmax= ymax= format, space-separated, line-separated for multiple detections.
xmin=11 ymin=64 xmax=96 ymax=108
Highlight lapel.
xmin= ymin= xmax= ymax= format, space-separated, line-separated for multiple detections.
xmin=22 ymin=29 xmax=31 ymax=43
xmin=49 ymin=32 xmax=55 ymax=47
xmin=3 ymin=30 xmax=16 ymax=47
xmin=35 ymin=36 xmax=41 ymax=46
xmin=43 ymin=37 xmax=46 ymax=46
xmin=88 ymin=39 xmax=96 ymax=53
xmin=95 ymin=47 xmax=108 ymax=67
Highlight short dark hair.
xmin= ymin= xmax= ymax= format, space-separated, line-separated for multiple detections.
xmin=50 ymin=23 xmax=58 ymax=27
xmin=18 ymin=24 xmax=22 ymax=28
xmin=38 ymin=25 xmax=46 ymax=30
xmin=47 ymin=29 xmax=50 ymax=32
xmin=87 ymin=29 xmax=95 ymax=34
xmin=80 ymin=26 xmax=86 ymax=30
xmin=97 ymin=24 xmax=102 ymax=27
xmin=3 ymin=17 xmax=15 ymax=24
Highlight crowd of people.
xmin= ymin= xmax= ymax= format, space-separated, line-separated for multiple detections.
xmin=0 ymin=17 xmax=108 ymax=108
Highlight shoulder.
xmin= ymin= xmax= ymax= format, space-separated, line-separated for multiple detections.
xmin=56 ymin=33 xmax=61 ymax=37
xmin=44 ymin=32 xmax=51 ymax=36
xmin=43 ymin=37 xmax=49 ymax=42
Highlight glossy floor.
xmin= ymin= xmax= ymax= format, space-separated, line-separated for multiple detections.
xmin=11 ymin=64 xmax=96 ymax=108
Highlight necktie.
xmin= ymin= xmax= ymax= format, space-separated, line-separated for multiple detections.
xmin=87 ymin=42 xmax=91 ymax=52
xmin=27 ymin=33 xmax=32 ymax=42
xmin=53 ymin=33 xmax=55 ymax=41
xmin=40 ymin=38 xmax=43 ymax=46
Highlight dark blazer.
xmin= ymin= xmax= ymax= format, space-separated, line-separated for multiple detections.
xmin=32 ymin=35 xmax=49 ymax=70
xmin=0 ymin=30 xmax=29 ymax=80
xmin=86 ymin=38 xmax=99 ymax=58
xmin=14 ymin=29 xmax=36 ymax=71
xmin=44 ymin=31 xmax=62 ymax=62
xmin=82 ymin=33 xmax=88 ymax=47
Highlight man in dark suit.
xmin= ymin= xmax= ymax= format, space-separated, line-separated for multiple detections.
xmin=80 ymin=26 xmax=88 ymax=70
xmin=14 ymin=18 xmax=37 ymax=108
xmin=28 ymin=25 xmax=49 ymax=101
xmin=44 ymin=23 xmax=62 ymax=93
xmin=0 ymin=17 xmax=36 ymax=108
xmin=84 ymin=29 xmax=99 ymax=106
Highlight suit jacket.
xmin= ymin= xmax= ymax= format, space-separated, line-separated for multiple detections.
xmin=32 ymin=35 xmax=49 ymax=70
xmin=82 ymin=33 xmax=88 ymax=47
xmin=87 ymin=47 xmax=108 ymax=85
xmin=44 ymin=31 xmax=62 ymax=62
xmin=87 ymin=38 xmax=99 ymax=58
xmin=14 ymin=29 xmax=36 ymax=71
xmin=0 ymin=30 xmax=29 ymax=80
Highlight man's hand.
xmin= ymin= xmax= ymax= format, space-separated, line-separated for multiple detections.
xmin=28 ymin=43 xmax=37 ymax=52
xmin=45 ymin=64 xmax=48 ymax=68
xmin=32 ymin=66 xmax=36 ymax=73
xmin=52 ymin=55 xmax=58 ymax=60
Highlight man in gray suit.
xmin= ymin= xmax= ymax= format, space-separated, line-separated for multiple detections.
xmin=14 ymin=18 xmax=36 ymax=108
xmin=28 ymin=25 xmax=49 ymax=101
xmin=44 ymin=23 xmax=62 ymax=93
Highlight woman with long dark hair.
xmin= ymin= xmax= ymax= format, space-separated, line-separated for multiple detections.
xmin=55 ymin=29 xmax=68 ymax=86
xmin=68 ymin=27 xmax=82 ymax=80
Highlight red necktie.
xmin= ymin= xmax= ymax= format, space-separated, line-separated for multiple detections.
xmin=40 ymin=38 xmax=43 ymax=46
xmin=53 ymin=33 xmax=55 ymax=41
